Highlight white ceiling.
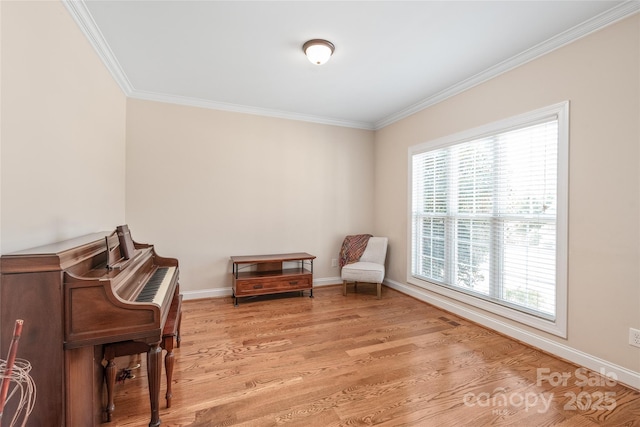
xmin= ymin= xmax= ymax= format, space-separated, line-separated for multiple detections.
xmin=67 ymin=1 xmax=638 ymax=130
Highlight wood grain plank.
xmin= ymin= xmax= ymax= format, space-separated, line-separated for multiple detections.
xmin=107 ymin=286 xmax=640 ymax=426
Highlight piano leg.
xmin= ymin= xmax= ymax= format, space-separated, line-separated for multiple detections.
xmin=147 ymin=343 xmax=162 ymax=427
xmin=162 ymin=292 xmax=182 ymax=408
xmin=164 ymin=343 xmax=175 ymax=408
xmin=104 ymin=356 xmax=117 ymax=421
xmin=176 ymin=310 xmax=182 ymax=348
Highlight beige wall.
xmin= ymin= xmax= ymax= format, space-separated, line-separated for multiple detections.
xmin=1 ymin=0 xmax=637 ymax=387
xmin=125 ymin=99 xmax=374 ymax=295
xmin=0 ymin=0 xmax=126 ymax=254
xmin=375 ymin=15 xmax=640 ymax=375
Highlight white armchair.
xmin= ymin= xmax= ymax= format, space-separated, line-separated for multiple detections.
xmin=341 ymin=236 xmax=388 ymax=299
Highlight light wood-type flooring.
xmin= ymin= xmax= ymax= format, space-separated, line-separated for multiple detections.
xmin=109 ymin=285 xmax=640 ymax=426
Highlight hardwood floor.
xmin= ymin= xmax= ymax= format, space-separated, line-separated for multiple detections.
xmin=109 ymin=286 xmax=640 ymax=426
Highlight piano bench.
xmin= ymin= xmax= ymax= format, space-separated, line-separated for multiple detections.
xmin=103 ymin=293 xmax=183 ymax=421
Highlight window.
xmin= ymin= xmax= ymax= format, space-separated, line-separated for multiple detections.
xmin=409 ymin=102 xmax=568 ymax=337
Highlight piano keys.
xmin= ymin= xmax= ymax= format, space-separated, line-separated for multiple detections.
xmin=0 ymin=228 xmax=182 ymax=427
xmin=136 ymin=266 xmax=176 ymax=304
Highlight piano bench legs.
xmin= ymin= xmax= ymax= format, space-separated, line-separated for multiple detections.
xmin=162 ymin=330 xmax=178 ymax=408
xmin=104 ymin=358 xmax=117 ymax=421
xmin=102 ymin=296 xmax=183 ymax=422
xmin=103 ymin=340 xmax=176 ymax=424
xmin=103 ymin=341 xmax=151 ymax=423
xmin=162 ymin=294 xmax=183 ymax=408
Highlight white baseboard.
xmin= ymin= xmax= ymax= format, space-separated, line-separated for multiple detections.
xmin=384 ymin=278 xmax=640 ymax=391
xmin=313 ymin=277 xmax=343 ymax=287
xmin=181 ymin=277 xmax=342 ymax=301
xmin=182 ymin=287 xmax=232 ymax=300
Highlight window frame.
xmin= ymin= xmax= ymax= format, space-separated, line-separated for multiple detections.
xmin=407 ymin=102 xmax=569 ymax=338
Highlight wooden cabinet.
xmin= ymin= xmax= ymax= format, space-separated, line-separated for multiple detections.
xmin=230 ymin=252 xmax=315 ymax=306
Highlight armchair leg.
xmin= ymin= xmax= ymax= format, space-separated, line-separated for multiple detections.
xmin=377 ymin=283 xmax=381 ymax=299
xmin=343 ymin=281 xmax=347 ymax=296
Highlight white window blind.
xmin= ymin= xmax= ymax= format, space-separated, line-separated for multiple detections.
xmin=409 ymin=103 xmax=568 ymax=336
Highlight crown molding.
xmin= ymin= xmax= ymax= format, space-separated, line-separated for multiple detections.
xmin=129 ymin=90 xmax=375 ymax=130
xmin=63 ymin=0 xmax=372 ymax=130
xmin=63 ymin=0 xmax=639 ymax=132
xmin=62 ymin=0 xmax=133 ymax=94
xmin=374 ymin=1 xmax=640 ymax=130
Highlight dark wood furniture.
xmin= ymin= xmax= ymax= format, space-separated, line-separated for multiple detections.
xmin=0 ymin=229 xmax=181 ymax=427
xmin=230 ymin=252 xmax=315 ymax=306
xmin=103 ymin=292 xmax=182 ymax=420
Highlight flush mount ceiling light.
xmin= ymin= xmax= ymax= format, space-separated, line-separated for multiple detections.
xmin=303 ymin=39 xmax=335 ymax=65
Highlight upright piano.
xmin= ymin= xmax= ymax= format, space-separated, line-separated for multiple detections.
xmin=0 ymin=228 xmax=181 ymax=426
